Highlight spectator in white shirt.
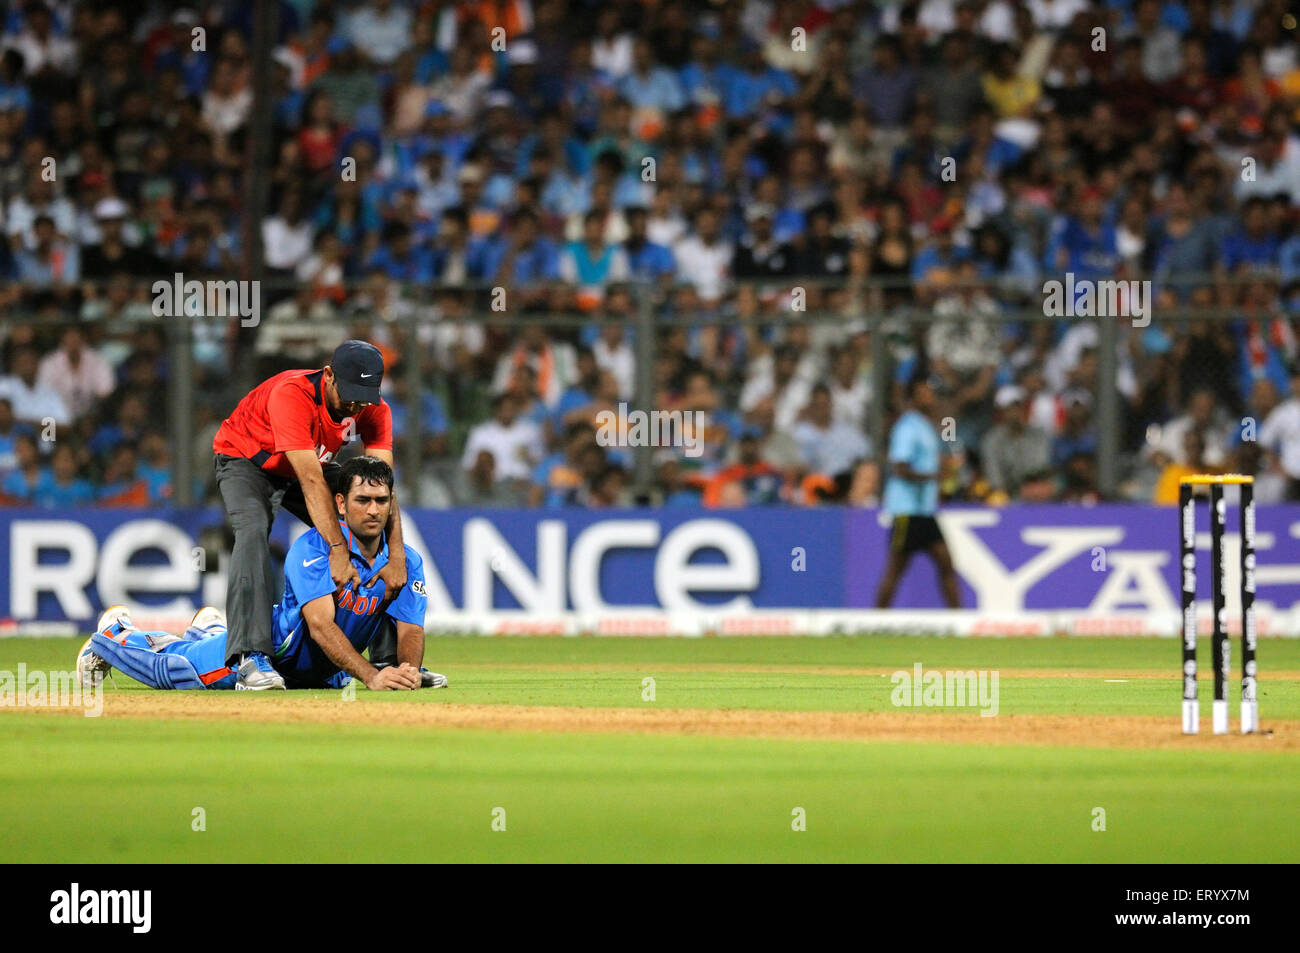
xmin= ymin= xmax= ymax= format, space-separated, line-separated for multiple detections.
xmin=739 ymin=344 xmax=814 ymax=436
xmin=261 ymin=191 xmax=315 ymax=272
xmin=346 ymin=0 xmax=413 ymax=66
xmin=593 ymin=323 xmax=635 ymax=401
xmin=2 ymin=3 xmax=76 ymax=76
xmin=793 ymin=384 xmax=872 ymax=477
xmin=430 ymin=46 xmax=491 ymax=123
xmin=36 ymin=327 xmax=114 ymax=420
xmin=6 ymin=176 xmax=76 ymax=251
xmin=0 ymin=346 xmax=71 ymax=427
xmin=591 ymin=8 xmax=633 ymax=78
xmin=979 ymin=0 xmax=1018 ymax=42
xmin=917 ymin=0 xmax=957 ymax=37
xmin=828 ymin=346 xmax=871 ymax=432
xmin=672 ymin=207 xmax=732 ymax=305
xmin=926 ymin=272 xmax=1002 ymax=377
xmin=201 ymin=57 xmax=253 ymax=136
xmin=492 ymin=326 xmax=578 ymax=409
xmin=647 ymin=190 xmax=686 ymax=247
xmin=1155 ymin=388 xmax=1231 ymax=468
xmin=1259 ymin=373 xmax=1300 ymax=498
xmin=1026 ymin=0 xmax=1089 ymax=31
xmin=461 ymin=393 xmax=542 ymax=483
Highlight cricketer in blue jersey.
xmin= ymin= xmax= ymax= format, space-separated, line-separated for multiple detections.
xmin=76 ymin=457 xmax=448 ymax=692
xmin=875 ymin=375 xmax=962 ymax=609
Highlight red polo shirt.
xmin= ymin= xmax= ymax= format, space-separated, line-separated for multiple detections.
xmin=213 ymin=369 xmax=393 ymax=479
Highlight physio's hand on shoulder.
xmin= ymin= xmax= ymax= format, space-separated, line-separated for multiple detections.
xmin=329 ymin=544 xmax=361 ymax=595
xmin=366 ymin=558 xmax=407 ymax=598
xmin=366 ymin=663 xmax=421 ymax=691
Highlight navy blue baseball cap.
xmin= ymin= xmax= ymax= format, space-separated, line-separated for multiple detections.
xmin=331 ymin=340 xmax=384 ymax=405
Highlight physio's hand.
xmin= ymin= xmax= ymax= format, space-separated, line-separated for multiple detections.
xmin=367 ymin=558 xmax=407 ymax=599
xmin=330 ymin=545 xmax=361 ymax=595
xmin=366 ymin=664 xmax=421 ymax=691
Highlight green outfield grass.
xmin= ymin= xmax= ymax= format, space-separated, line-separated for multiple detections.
xmin=5 ymin=635 xmax=1299 ymax=717
xmin=2 ymin=636 xmax=1298 ymax=863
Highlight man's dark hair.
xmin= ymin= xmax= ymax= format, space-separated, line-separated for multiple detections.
xmin=333 ymin=455 xmax=395 ymax=498
xmin=905 ymin=372 xmax=932 ymax=400
xmin=564 ymin=421 xmax=595 ymax=442
xmin=594 ymin=149 xmax=625 ymax=176
xmin=382 ymin=221 xmax=411 ymax=244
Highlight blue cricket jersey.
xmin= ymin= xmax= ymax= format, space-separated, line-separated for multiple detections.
xmin=270 ymin=522 xmax=427 ymax=688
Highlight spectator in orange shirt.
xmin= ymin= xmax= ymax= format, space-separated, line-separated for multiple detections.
xmin=96 ymin=445 xmax=150 ymax=507
xmin=1154 ymin=429 xmax=1216 ymax=504
xmin=704 ymin=429 xmax=786 ymax=506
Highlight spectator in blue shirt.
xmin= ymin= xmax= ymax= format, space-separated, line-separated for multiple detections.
xmin=562 ymin=40 xmax=615 ymax=136
xmin=0 ymin=433 xmax=42 ymax=502
xmin=0 ymin=397 xmax=26 ymax=477
xmin=412 ymin=149 xmax=458 ymax=221
xmin=1279 ymin=231 xmax=1300 ymax=286
xmin=1152 ymin=183 xmax=1221 ymax=302
xmin=495 ymin=208 xmax=561 ymax=286
xmin=385 ymin=369 xmax=450 ymax=459
xmin=724 ymin=45 xmax=797 ymax=119
xmin=619 ymin=38 xmax=685 ymax=113
xmin=32 ymin=443 xmax=93 ymax=508
xmin=623 ymin=206 xmax=675 ymax=282
xmin=678 ymin=34 xmax=733 ymax=117
xmin=1231 ymin=269 xmax=1294 ymax=401
xmin=1219 ymin=197 xmax=1279 ymax=273
xmin=366 ymin=222 xmax=435 ymax=282
xmin=16 ymin=215 xmax=79 ymax=286
xmin=1044 ymin=188 xmax=1120 ymax=281
xmin=853 ymin=37 xmax=917 ymax=129
xmin=137 ymin=433 xmax=173 ymax=504
xmin=530 ymin=423 xmax=600 ymax=508
xmin=532 ymin=146 xmax=587 ymax=219
xmin=0 ymin=48 xmax=30 ymax=114
xmin=152 ymin=10 xmax=211 ymax=97
xmin=956 ymin=108 xmax=1023 ymax=179
xmin=550 ymin=349 xmax=605 ymax=437
xmin=912 ymin=218 xmax=970 ymax=285
xmin=1051 ymin=390 xmax=1099 ymax=468
xmin=88 ymin=395 xmax=149 ymax=461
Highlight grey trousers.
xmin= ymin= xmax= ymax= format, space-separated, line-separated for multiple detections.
xmin=213 ymin=454 xmax=397 ymax=665
xmin=215 ymin=454 xmax=300 ymax=658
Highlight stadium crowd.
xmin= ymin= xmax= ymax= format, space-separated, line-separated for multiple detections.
xmin=2 ymin=0 xmax=1300 ymax=509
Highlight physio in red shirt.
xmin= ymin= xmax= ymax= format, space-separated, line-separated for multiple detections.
xmin=212 ymin=340 xmax=408 ymax=688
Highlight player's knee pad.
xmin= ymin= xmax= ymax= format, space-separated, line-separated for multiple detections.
xmin=158 ymin=652 xmax=209 ymax=690
xmin=90 ymin=632 xmax=206 ymax=691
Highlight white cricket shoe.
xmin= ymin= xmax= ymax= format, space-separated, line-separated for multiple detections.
xmin=189 ymin=606 xmax=227 ymax=631
xmin=75 ymin=638 xmax=111 ymax=688
xmin=95 ymin=604 xmax=133 ymax=635
xmin=76 ymin=605 xmax=132 ymax=688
